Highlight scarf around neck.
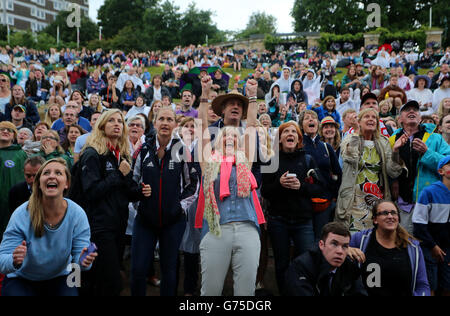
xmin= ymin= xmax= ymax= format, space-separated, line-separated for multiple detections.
xmin=195 ymin=151 xmax=265 ymax=237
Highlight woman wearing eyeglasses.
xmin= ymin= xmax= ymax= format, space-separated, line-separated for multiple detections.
xmin=33 ymin=130 xmax=72 ymax=169
xmin=347 ymin=200 xmax=430 ymax=296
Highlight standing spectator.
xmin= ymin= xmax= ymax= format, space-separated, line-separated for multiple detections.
xmin=195 ymin=78 xmax=265 ymax=296
xmin=0 ymin=158 xmax=96 ymax=296
xmin=336 ymin=108 xmax=403 ymax=232
xmin=116 ymin=66 xmax=145 ymax=93
xmin=319 ymin=116 xmax=341 ymax=157
xmin=73 ymin=112 xmax=102 ymax=164
xmin=413 ymin=156 xmax=450 ymax=296
xmin=61 ymin=124 xmax=84 ymax=166
xmin=284 ymin=222 xmax=367 ymax=296
xmin=389 ymin=101 xmax=450 ymax=234
xmin=261 ymin=121 xmax=321 ymax=294
xmin=124 ymin=95 xmax=150 ymax=121
xmin=437 ymin=97 xmax=450 ymax=120
xmin=86 ymin=69 xmax=106 ymax=95
xmin=341 ymin=109 xmax=358 ymax=135
xmin=78 ymin=109 xmax=147 ymax=296
xmin=5 ymin=85 xmax=40 ymax=125
xmin=48 ymin=76 xmax=69 ymax=107
xmin=131 ymin=106 xmax=197 ymax=296
xmin=348 ymin=200 xmax=430 ymax=296
xmin=0 ymin=122 xmax=27 ymax=241
xmin=13 ymin=61 xmax=29 ymax=90
xmin=299 ymin=110 xmax=342 ymax=240
xmin=288 ymin=79 xmax=309 ymax=107
xmin=8 ymin=156 xmax=45 ymax=213
xmin=378 ymin=75 xmax=408 ymax=117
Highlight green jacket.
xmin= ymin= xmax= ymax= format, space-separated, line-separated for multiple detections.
xmin=33 ymin=150 xmax=72 ymax=170
xmin=0 ymin=144 xmax=27 ymax=239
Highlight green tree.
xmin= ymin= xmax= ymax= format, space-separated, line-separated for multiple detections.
xmin=179 ymin=3 xmax=222 ymax=46
xmin=10 ymin=31 xmax=35 ymax=48
xmin=291 ymin=0 xmax=366 ymax=34
xmin=236 ymin=11 xmax=277 ymax=39
xmin=142 ymin=0 xmax=182 ymax=51
xmin=97 ymin=0 xmax=157 ymax=39
xmin=41 ymin=11 xmax=98 ymax=46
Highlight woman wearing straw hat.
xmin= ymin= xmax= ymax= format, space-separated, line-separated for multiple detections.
xmin=195 ymin=76 xmax=266 ymax=296
xmin=319 ymin=116 xmax=341 ymax=158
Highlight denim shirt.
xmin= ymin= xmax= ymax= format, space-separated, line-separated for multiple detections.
xmin=201 ymin=166 xmax=260 ymax=239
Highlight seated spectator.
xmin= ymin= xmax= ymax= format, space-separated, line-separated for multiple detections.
xmin=439 ymin=114 xmax=450 ymax=145
xmin=144 ymin=75 xmax=170 ymax=107
xmin=120 ymin=80 xmax=140 ymax=113
xmin=86 ymin=69 xmax=106 ymax=95
xmin=7 ymin=156 xmax=45 ymax=213
xmin=48 ymin=76 xmax=69 ymax=108
xmin=25 ymin=69 xmax=50 ymax=103
xmin=433 ymin=76 xmax=450 ymax=112
xmin=5 ymin=85 xmax=40 ymax=125
xmin=61 ymin=124 xmax=84 ymax=166
xmin=33 ymin=130 xmax=72 ymax=168
xmin=431 ymin=63 xmax=449 ymax=90
xmin=336 ymin=87 xmax=358 ymax=118
xmin=99 ymin=75 xmax=121 ymax=109
xmin=408 ymin=75 xmax=434 ymax=116
xmin=176 ymin=89 xmax=198 ymax=118
xmin=52 ymin=101 xmax=91 ymax=133
xmin=9 ymin=105 xmax=34 ymax=131
xmin=44 ymin=104 xmax=62 ymax=128
xmin=348 ymin=200 xmax=430 ymax=296
xmin=211 ymin=69 xmax=228 ymax=93
xmin=313 ymin=96 xmax=342 ymax=128
xmin=125 ymin=95 xmax=150 ymax=121
xmin=17 ymin=128 xmax=33 ymax=147
xmin=378 ymin=75 xmax=408 ymax=117
xmin=284 ymin=222 xmax=367 ymax=296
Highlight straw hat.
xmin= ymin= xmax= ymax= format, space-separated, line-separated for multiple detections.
xmin=211 ymin=90 xmax=249 ymax=119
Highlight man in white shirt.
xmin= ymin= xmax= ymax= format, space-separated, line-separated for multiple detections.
xmin=116 ymin=66 xmax=145 ymax=93
xmin=336 ymin=87 xmax=358 ymax=118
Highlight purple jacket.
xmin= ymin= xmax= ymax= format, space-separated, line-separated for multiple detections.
xmin=86 ymin=77 xmax=106 ymax=94
xmin=350 ymin=229 xmax=430 ymax=296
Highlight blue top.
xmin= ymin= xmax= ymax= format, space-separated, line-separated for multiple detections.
xmin=74 ymin=132 xmax=90 ymax=154
xmin=51 ymin=117 xmax=92 ymax=132
xmin=0 ymin=199 xmax=92 ymax=281
xmin=201 ymin=166 xmax=260 ymax=239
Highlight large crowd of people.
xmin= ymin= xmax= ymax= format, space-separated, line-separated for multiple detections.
xmin=0 ymin=42 xmax=449 ymax=297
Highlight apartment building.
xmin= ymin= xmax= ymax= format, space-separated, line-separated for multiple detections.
xmin=0 ymin=0 xmax=89 ymax=32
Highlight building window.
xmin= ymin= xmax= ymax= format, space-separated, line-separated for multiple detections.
xmin=0 ymin=0 xmax=14 ymax=11
xmin=7 ymin=15 xmax=13 ymax=26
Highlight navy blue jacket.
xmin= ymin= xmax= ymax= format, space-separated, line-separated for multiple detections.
xmin=5 ymin=100 xmax=40 ymax=125
xmin=302 ymin=134 xmax=342 ymax=199
xmin=133 ymin=136 xmax=198 ymax=228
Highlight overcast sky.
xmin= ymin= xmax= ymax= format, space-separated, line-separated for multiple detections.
xmin=89 ymin=0 xmax=296 ymax=33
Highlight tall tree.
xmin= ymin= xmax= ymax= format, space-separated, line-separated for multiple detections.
xmin=236 ymin=12 xmax=277 ymax=39
xmin=97 ymin=0 xmax=158 ymax=39
xmin=179 ymin=3 xmax=222 ymax=46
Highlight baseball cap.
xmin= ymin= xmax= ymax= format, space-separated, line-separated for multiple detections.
xmin=361 ymin=93 xmax=378 ymax=106
xmin=13 ymin=104 xmax=26 ymax=113
xmin=437 ymin=155 xmax=450 ymax=172
xmin=399 ymin=100 xmax=420 ymax=113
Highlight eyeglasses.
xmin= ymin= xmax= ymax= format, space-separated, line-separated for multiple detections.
xmin=376 ymin=210 xmax=399 ymax=217
xmin=128 ymin=123 xmax=143 ymax=128
xmin=0 ymin=127 xmax=14 ymax=133
xmin=41 ymin=136 xmax=58 ymax=141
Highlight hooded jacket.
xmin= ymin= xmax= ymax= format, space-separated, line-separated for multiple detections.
xmin=389 ymin=123 xmax=450 ymax=202
xmin=275 ymin=66 xmax=293 ymax=94
xmin=350 ymin=229 xmax=430 ymax=296
xmin=288 ymin=79 xmax=309 ymax=105
xmin=0 ymin=144 xmax=27 ymax=240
